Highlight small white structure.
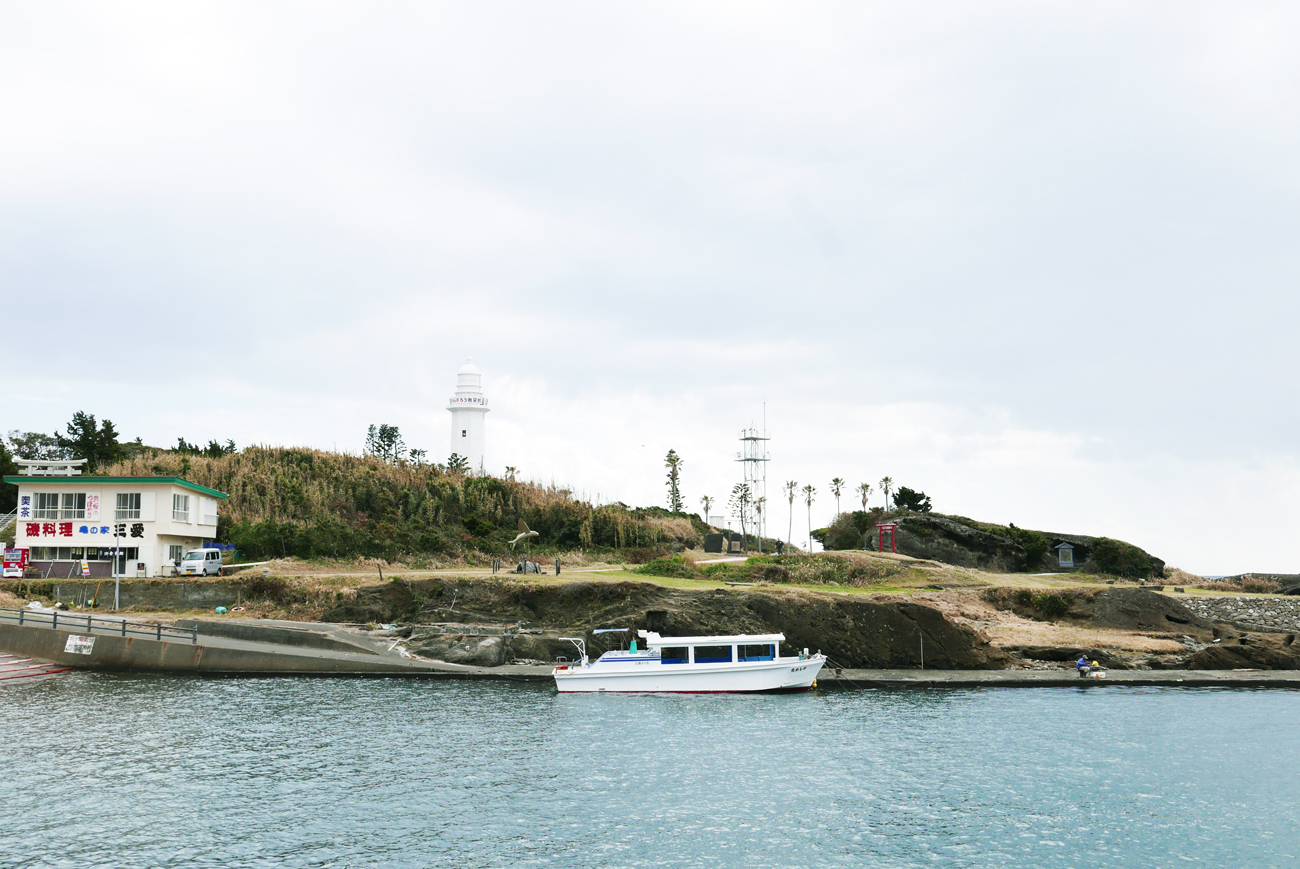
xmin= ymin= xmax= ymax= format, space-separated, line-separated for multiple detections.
xmin=4 ymin=474 xmax=228 ymax=578
xmin=1056 ymin=542 xmax=1075 ymax=568
xmin=447 ymin=357 xmax=489 ymax=474
xmin=13 ymin=458 xmax=87 ymax=476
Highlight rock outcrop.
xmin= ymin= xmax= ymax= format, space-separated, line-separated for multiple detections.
xmin=323 ymin=577 xmax=1011 ymax=670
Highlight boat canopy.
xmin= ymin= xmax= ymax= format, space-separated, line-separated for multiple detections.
xmin=592 ymin=628 xmax=628 ymax=634
xmin=637 ymin=631 xmax=784 ymax=647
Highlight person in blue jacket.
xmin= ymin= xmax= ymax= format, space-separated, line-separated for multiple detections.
xmin=1076 ymin=655 xmax=1091 ymax=678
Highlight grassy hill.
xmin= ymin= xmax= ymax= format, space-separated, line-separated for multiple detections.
xmin=101 ymin=447 xmax=700 ymax=563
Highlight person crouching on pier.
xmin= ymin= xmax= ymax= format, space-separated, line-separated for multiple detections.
xmin=1076 ymin=655 xmax=1091 ymax=678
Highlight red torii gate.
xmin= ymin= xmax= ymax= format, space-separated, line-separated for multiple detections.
xmin=875 ymin=523 xmax=899 ymax=554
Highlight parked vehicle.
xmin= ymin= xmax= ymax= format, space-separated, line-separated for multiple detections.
xmin=179 ymin=548 xmax=224 ymax=576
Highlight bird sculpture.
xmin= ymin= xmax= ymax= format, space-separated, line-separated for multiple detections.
xmin=510 ymin=519 xmax=540 ymax=550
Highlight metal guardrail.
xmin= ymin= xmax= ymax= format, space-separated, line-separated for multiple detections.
xmin=0 ymin=607 xmax=198 ymax=644
xmin=0 ymin=511 xmax=15 ymax=533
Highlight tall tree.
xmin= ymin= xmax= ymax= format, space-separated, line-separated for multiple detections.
xmin=0 ymin=439 xmax=17 ymax=512
xmin=6 ymin=430 xmax=67 ymax=461
xmin=699 ymin=495 xmax=714 ymax=526
xmin=446 ymin=453 xmax=470 ymax=474
xmin=830 ymin=477 xmax=845 ymax=517
xmin=504 ymin=466 xmax=518 ymax=481
xmin=57 ymin=411 xmax=125 ymax=473
xmin=893 ymin=486 xmax=932 ymax=513
xmin=784 ymin=480 xmax=798 ymax=546
xmin=879 ymin=476 xmax=894 ymax=510
xmin=802 ymin=484 xmax=817 ymax=551
xmin=729 ymin=483 xmax=752 ymax=555
xmin=664 ymin=449 xmax=684 ymax=512
xmin=754 ymin=496 xmax=766 ymax=554
xmin=365 ymin=424 xmax=406 ymax=463
xmin=856 ymin=481 xmax=872 ymax=511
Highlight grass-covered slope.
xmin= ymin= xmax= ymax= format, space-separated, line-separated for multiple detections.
xmin=101 ymin=447 xmax=701 ymax=562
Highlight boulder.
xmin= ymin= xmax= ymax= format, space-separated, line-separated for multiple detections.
xmin=508 ymin=633 xmax=582 ymax=664
xmin=407 ymin=633 xmax=506 ymax=667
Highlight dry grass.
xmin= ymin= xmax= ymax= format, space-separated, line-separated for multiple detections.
xmin=1164 ymin=567 xmax=1204 ymax=587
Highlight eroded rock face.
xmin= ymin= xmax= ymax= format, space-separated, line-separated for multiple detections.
xmin=1087 ymin=588 xmax=1215 ymax=636
xmin=327 ymin=579 xmax=1011 ymax=670
xmin=1186 ymin=633 xmax=1300 ymax=670
xmin=508 ymin=633 xmax=583 ymax=664
xmin=881 ymin=515 xmax=1026 ymax=572
xmin=407 ymin=632 xmax=506 ymax=667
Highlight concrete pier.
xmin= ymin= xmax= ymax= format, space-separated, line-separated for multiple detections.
xmin=817 ymin=668 xmax=1300 ymax=689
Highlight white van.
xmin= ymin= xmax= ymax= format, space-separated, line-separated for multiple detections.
xmin=179 ymin=548 xmax=224 ymax=576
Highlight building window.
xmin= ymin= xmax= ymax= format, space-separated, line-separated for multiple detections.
xmin=33 ymin=493 xmax=61 ymax=520
xmin=462 ymin=430 xmax=467 ymax=437
xmin=116 ymin=493 xmax=142 ymax=520
xmin=168 ymin=544 xmax=184 ymax=563
xmin=173 ymin=494 xmax=190 ymax=522
xmin=60 ymin=493 xmax=86 ymax=520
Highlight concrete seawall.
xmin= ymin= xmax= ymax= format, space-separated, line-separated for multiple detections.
xmin=0 ymin=620 xmax=550 ymax=680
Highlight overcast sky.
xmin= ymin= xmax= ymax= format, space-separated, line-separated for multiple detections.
xmin=4 ymin=2 xmax=1299 ymax=574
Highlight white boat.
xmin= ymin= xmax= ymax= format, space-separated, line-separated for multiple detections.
xmin=552 ymin=629 xmax=825 ymax=694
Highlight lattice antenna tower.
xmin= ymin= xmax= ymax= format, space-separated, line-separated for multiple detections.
xmin=735 ymin=417 xmax=770 ymax=546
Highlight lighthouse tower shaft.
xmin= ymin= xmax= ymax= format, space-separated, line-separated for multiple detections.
xmin=447 ymin=359 xmax=489 ymax=474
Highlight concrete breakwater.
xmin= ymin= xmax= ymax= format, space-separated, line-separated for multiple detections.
xmin=1179 ymin=597 xmax=1300 ymax=634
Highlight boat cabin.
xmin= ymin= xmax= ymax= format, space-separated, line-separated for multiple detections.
xmin=637 ymin=631 xmax=785 ymax=665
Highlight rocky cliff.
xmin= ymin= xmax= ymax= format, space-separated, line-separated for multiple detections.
xmin=322 ymin=577 xmax=1011 ymax=670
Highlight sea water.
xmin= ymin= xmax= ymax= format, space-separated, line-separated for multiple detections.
xmin=2 ymin=675 xmax=1297 ymax=868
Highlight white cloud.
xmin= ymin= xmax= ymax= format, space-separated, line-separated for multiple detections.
xmin=4 ymin=1 xmax=1299 ymax=572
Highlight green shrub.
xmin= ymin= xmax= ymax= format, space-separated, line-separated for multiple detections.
xmin=1091 ymin=538 xmax=1152 ymax=579
xmin=1006 ymin=524 xmax=1049 ymax=571
xmin=1012 ymin=589 xmax=1033 ymax=607
xmin=1032 ymin=592 xmax=1069 ymax=617
xmin=632 ymin=556 xmax=697 ymax=579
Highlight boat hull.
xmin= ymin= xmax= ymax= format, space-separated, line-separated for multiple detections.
xmin=553 ymin=656 xmax=824 ymax=694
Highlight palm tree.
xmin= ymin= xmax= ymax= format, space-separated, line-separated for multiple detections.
xmin=784 ymin=480 xmax=798 ymax=548
xmin=830 ymin=477 xmax=845 ymax=517
xmin=504 ymin=466 xmax=518 ymax=481
xmin=879 ymin=476 xmax=894 ymax=510
xmin=700 ymin=495 xmax=714 ymax=526
xmin=729 ymin=483 xmax=752 ymax=555
xmin=856 ymin=481 xmax=872 ymax=511
xmin=802 ymin=484 xmax=816 ymax=551
xmin=754 ymin=496 xmax=766 ymax=554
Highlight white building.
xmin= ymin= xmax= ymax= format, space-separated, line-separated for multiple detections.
xmin=5 ymin=473 xmax=228 ymax=578
xmin=447 ymin=357 xmax=489 ymax=474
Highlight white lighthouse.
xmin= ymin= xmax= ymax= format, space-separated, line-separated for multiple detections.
xmin=447 ymin=358 xmax=489 ymax=474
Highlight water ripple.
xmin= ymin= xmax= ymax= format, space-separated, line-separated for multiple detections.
xmin=1 ymin=676 xmax=1297 ymax=868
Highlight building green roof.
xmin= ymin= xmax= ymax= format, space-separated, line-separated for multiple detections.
xmin=3 ymin=476 xmax=228 ymax=500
